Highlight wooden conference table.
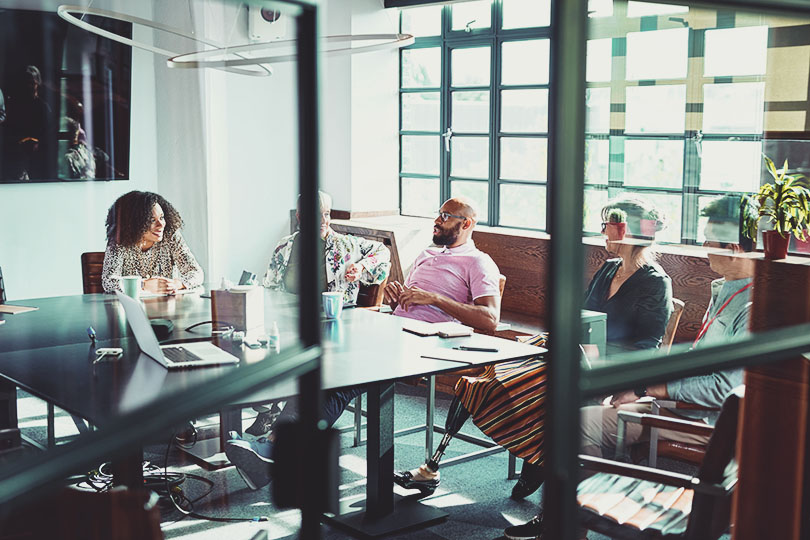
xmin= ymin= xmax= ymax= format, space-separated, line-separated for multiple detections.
xmin=0 ymin=289 xmax=543 ymax=537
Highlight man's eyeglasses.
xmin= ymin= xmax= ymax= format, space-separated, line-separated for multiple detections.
xmin=437 ymin=211 xmax=468 ymax=222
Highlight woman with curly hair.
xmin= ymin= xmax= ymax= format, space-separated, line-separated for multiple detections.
xmin=101 ymin=191 xmax=203 ymax=294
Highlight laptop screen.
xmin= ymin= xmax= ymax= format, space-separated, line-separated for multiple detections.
xmin=115 ymin=292 xmax=166 ymax=366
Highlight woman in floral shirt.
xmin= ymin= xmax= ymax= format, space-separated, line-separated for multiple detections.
xmin=101 ymin=191 xmax=203 ymax=294
xmin=263 ymin=191 xmax=390 ymax=304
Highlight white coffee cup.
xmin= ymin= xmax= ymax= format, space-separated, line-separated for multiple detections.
xmin=121 ymin=276 xmax=142 ymax=299
xmin=322 ymin=291 xmax=344 ymax=319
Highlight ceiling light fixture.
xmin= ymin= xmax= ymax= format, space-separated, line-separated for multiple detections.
xmin=166 ymin=33 xmax=414 ymax=71
xmin=56 ymin=5 xmax=273 ymax=77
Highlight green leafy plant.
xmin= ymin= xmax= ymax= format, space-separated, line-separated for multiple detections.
xmin=750 ymin=156 xmax=810 ymax=240
xmin=740 ymin=193 xmax=759 ymax=241
xmin=607 ymin=208 xmax=627 ymax=223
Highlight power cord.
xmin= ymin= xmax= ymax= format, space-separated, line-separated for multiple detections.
xmin=164 ymin=432 xmax=269 ymax=523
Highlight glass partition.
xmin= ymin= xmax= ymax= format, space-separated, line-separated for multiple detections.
xmin=546 ymin=1 xmax=810 ymax=537
xmin=0 ymin=1 xmax=326 ymax=536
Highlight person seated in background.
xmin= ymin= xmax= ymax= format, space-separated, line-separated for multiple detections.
xmin=101 ymin=190 xmax=203 ymax=294
xmin=245 ymin=190 xmax=390 ymax=435
xmin=226 ymin=190 xmax=391 ymax=490
xmin=506 ymin=195 xmax=752 ymax=540
xmin=263 ymin=190 xmax=391 ymax=305
xmin=395 ymin=198 xmax=673 ymax=502
xmin=226 ymin=196 xmax=500 ymax=490
xmin=63 ymin=117 xmax=94 ymax=179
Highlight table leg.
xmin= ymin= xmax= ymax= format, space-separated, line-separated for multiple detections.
xmin=366 ymin=382 xmax=394 ymax=516
xmin=0 ymin=379 xmax=17 ymax=430
xmin=178 ymin=407 xmax=241 ymax=470
xmin=325 ymin=381 xmax=447 ymax=538
xmin=112 ymin=450 xmax=144 ymax=488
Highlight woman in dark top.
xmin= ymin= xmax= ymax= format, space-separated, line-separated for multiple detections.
xmin=584 ymin=204 xmax=673 ymax=349
xmin=394 ymin=198 xmax=673 ymax=501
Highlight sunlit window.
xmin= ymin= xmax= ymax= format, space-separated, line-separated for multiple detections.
xmin=626 ymin=1 xmax=688 ymax=17
xmin=399 ymin=1 xmax=550 ymax=227
xmin=626 ymin=28 xmax=689 ymax=80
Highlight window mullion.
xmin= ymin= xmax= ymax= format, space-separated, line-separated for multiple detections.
xmin=440 ymin=5 xmax=451 ymax=204
xmin=490 ymin=31 xmax=500 ymax=227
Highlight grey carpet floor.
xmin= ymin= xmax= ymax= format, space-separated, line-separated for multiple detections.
xmin=16 ymin=386 xmax=728 ymax=540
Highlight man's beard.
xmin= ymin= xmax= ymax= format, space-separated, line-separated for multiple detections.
xmin=433 ymin=221 xmax=463 ymax=246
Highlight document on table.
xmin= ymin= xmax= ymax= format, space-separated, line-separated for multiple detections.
xmin=0 ymin=304 xmax=39 ymax=315
xmin=401 ymin=319 xmax=473 ymax=338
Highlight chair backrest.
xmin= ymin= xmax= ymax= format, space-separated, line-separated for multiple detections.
xmin=81 ymin=252 xmax=106 ymax=294
xmin=661 ymin=298 xmax=685 ymax=353
xmin=357 ymin=277 xmax=388 ymax=308
xmin=697 ymin=386 xmax=743 ymax=484
xmin=0 ymin=266 xmax=5 ymax=304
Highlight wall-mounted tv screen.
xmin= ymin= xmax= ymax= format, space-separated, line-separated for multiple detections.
xmin=0 ymin=8 xmax=131 ymax=183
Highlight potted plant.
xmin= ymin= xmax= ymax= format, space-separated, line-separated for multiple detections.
xmin=640 ymin=208 xmax=661 ymax=239
xmin=745 ymin=156 xmax=810 ymax=260
xmin=604 ymin=208 xmax=627 ymax=241
xmin=739 ymin=193 xmax=758 ymax=253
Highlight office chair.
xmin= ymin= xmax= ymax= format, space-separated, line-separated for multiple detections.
xmin=81 ymin=252 xmax=106 ymax=294
xmin=578 ymin=387 xmax=742 ymax=540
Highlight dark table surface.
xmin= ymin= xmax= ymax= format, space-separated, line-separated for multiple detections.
xmin=0 ymin=290 xmax=542 ymax=426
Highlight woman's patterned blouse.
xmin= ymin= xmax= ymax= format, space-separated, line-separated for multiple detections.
xmin=263 ymin=230 xmax=391 ymax=304
xmin=101 ymin=231 xmax=204 ymax=293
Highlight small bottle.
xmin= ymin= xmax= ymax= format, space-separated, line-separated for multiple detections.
xmin=268 ymin=321 xmax=280 ymax=353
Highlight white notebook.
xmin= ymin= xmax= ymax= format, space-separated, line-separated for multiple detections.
xmin=401 ymin=319 xmax=473 ymax=338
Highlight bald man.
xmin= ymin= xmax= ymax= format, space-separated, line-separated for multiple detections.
xmin=384 ymin=197 xmax=502 ymax=332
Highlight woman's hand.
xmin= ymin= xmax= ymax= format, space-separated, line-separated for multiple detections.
xmin=345 ymin=263 xmax=361 ymax=283
xmin=142 ymin=277 xmax=183 ymax=295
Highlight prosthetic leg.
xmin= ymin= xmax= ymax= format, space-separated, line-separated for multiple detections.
xmin=426 ymin=397 xmax=470 ymax=472
xmin=394 ymin=397 xmax=471 ymax=496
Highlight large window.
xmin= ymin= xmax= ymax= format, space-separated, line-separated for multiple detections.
xmin=400 ymin=1 xmax=806 ymax=244
xmin=399 ymin=0 xmax=551 ymax=228
xmin=584 ymin=4 xmax=775 ymax=244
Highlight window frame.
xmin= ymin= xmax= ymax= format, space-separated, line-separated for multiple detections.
xmin=399 ymin=1 xmax=550 ymax=228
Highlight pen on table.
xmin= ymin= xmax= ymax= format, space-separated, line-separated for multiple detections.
xmin=452 ymin=346 xmax=498 ymax=352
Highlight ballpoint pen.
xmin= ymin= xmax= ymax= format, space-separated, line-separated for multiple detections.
xmin=452 ymin=346 xmax=498 ymax=352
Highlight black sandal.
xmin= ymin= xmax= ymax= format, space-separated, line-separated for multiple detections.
xmin=393 ymin=470 xmax=440 ymax=496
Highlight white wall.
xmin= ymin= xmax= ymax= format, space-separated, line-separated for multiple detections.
xmin=349 ymin=1 xmax=400 ymax=214
xmin=0 ymin=2 xmax=159 ymax=300
xmin=0 ymin=0 xmax=401 ymax=300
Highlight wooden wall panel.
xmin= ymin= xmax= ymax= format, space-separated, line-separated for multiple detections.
xmin=474 ymin=231 xmax=719 ymax=343
xmin=473 ymin=231 xmax=548 ymax=319
xmin=731 ymin=255 xmax=810 ymax=540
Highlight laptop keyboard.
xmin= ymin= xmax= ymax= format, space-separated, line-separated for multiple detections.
xmin=162 ymin=346 xmax=200 ymax=364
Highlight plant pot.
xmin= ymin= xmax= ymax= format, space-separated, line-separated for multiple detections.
xmin=763 ymin=230 xmax=790 ymax=260
xmin=793 ymin=236 xmax=810 ymax=254
xmin=605 ymin=222 xmax=626 ymax=242
xmin=640 ymin=218 xmax=658 ymax=239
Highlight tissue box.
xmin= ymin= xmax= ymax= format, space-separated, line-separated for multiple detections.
xmin=211 ymin=286 xmax=264 ymax=332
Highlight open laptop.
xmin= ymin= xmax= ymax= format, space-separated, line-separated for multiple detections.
xmin=116 ymin=291 xmax=240 ymax=369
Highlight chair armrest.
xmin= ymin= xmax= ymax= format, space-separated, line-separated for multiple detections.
xmin=652 ymin=399 xmax=721 ymax=412
xmin=578 ymin=455 xmax=730 ymax=496
xmin=615 ymin=409 xmax=714 ymax=460
xmin=617 ymin=410 xmax=715 ymax=438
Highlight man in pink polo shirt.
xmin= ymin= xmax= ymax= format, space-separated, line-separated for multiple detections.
xmin=384 ymin=196 xmax=502 ymax=332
